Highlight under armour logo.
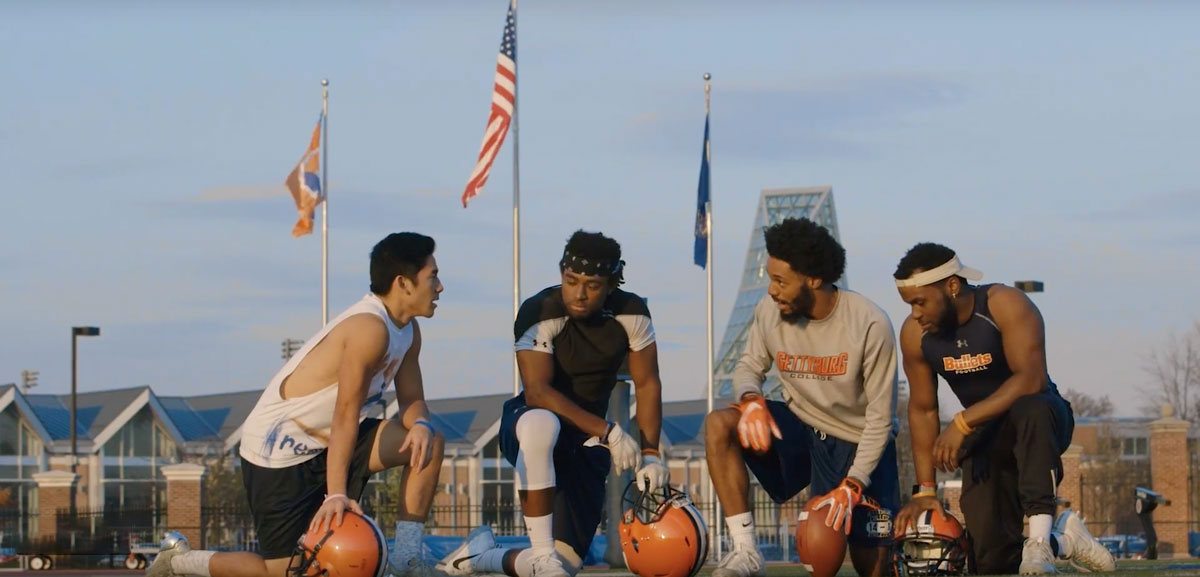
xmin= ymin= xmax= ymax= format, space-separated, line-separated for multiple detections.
xmin=956 ymin=339 xmax=969 ymax=348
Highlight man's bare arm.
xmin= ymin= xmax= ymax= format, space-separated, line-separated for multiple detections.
xmin=901 ymin=316 xmax=940 ymax=489
xmin=328 ymin=315 xmax=389 ymax=497
xmin=518 ymin=350 xmax=609 ymax=438
xmin=627 ymin=342 xmax=663 ymax=451
xmin=393 ymin=321 xmax=431 ymax=428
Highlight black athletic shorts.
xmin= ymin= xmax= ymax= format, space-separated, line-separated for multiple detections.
xmin=241 ymin=418 xmax=383 ymax=559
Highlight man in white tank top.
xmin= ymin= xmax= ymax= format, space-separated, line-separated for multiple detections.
xmin=147 ymin=232 xmax=447 ymax=577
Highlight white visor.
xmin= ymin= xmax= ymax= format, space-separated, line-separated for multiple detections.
xmin=895 ymin=255 xmax=983 ymax=288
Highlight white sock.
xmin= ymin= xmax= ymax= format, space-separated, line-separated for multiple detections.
xmin=1028 ymin=514 xmax=1053 ymax=542
xmin=725 ymin=512 xmax=756 ymax=550
xmin=171 ymin=550 xmax=215 ymax=577
xmin=475 ymin=548 xmax=509 ymax=574
xmin=525 ymin=514 xmax=555 ymax=557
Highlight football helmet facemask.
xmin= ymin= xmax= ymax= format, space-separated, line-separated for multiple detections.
xmin=618 ymin=481 xmax=708 ymax=577
xmin=290 ymin=511 xmax=389 ymax=577
xmin=892 ymin=509 xmax=969 ymax=576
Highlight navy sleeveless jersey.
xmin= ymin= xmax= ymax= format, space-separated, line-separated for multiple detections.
xmin=921 ymin=284 xmax=1060 ymax=408
xmin=513 ymin=286 xmax=655 ymax=417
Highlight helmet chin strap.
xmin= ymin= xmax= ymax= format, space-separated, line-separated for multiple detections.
xmin=290 ymin=528 xmax=336 ymax=577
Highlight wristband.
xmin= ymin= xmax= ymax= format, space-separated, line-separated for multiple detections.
xmin=913 ymin=490 xmax=938 ymax=499
xmin=412 ymin=419 xmax=436 ymax=434
xmin=323 ymin=493 xmax=347 ymax=504
xmin=953 ymin=412 xmax=974 ymax=435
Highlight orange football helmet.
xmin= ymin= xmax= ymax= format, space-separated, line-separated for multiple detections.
xmin=892 ymin=509 xmax=969 ymax=576
xmin=290 ymin=511 xmax=389 ymax=577
xmin=618 ymin=481 xmax=708 ymax=577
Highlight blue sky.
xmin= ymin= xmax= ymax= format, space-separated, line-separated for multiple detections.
xmin=2 ymin=1 xmax=1198 ymax=417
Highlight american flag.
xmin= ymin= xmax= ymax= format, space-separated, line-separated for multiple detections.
xmin=462 ymin=1 xmax=517 ymax=208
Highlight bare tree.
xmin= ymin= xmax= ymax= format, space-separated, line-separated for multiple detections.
xmin=1077 ymin=423 xmax=1149 ymax=537
xmin=1140 ymin=321 xmax=1200 ymax=423
xmin=1061 ymin=388 xmax=1114 ymax=417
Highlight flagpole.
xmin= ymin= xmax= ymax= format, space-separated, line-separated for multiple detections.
xmin=511 ymin=0 xmax=521 ymax=398
xmin=321 ymin=78 xmax=330 ymax=326
xmin=703 ymin=72 xmax=722 ymax=564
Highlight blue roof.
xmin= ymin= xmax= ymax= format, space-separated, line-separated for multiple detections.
xmin=662 ymin=414 xmax=704 ymax=445
xmin=23 ymin=396 xmax=102 ymax=441
xmin=158 ymin=397 xmax=222 ymax=441
xmin=196 ymin=408 xmax=233 ymax=435
xmin=430 ymin=410 xmax=476 ymax=443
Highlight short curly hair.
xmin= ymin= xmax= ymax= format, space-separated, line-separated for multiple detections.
xmin=763 ymin=217 xmax=845 ymax=284
xmin=894 ymin=242 xmax=957 ymax=280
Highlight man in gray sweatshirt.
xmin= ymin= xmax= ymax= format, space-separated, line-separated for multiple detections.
xmin=705 ymin=217 xmax=900 ymax=577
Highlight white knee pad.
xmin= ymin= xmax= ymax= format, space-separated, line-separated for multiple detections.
xmin=515 ymin=409 xmax=560 ymax=491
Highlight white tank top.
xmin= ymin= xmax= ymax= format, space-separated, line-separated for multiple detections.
xmin=239 ymin=294 xmax=414 ymax=468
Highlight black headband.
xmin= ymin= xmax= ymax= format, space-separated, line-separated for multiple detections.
xmin=560 ymin=250 xmax=624 ymax=278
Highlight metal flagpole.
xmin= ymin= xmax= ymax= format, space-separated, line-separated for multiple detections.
xmin=321 ymin=79 xmax=330 ymax=326
xmin=510 ymin=0 xmax=523 ymax=532
xmin=703 ymin=72 xmax=723 ymax=563
xmin=511 ymin=0 xmax=521 ymax=397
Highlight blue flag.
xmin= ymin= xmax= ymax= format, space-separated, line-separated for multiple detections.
xmin=693 ymin=115 xmax=711 ymax=268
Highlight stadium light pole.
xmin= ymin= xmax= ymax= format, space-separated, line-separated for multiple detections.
xmin=71 ymin=326 xmax=101 ymax=471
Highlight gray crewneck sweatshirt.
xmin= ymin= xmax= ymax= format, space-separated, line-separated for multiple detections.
xmin=733 ymin=289 xmax=898 ymax=484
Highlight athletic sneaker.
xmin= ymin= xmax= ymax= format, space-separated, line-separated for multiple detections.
xmin=1054 ymin=509 xmax=1117 ymax=572
xmin=529 ymin=552 xmax=569 ymax=577
xmin=1019 ymin=537 xmax=1058 ymax=575
xmin=145 ymin=532 xmax=190 ymax=577
xmin=437 ymin=525 xmax=497 ymax=576
xmin=712 ymin=544 xmax=765 ymax=577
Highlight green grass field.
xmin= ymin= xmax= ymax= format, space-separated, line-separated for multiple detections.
xmin=575 ymin=558 xmax=1200 ymax=576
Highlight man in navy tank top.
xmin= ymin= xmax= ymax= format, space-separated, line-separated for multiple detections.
xmin=890 ymin=243 xmax=1114 ymax=575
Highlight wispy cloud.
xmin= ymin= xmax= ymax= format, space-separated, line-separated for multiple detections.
xmin=1076 ymin=188 xmax=1200 ymax=222
xmin=626 ymin=72 xmax=969 ymax=161
xmin=630 ymin=112 xmax=658 ymax=127
xmin=188 ymin=184 xmax=287 ymax=202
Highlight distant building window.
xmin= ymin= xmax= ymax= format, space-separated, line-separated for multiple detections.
xmin=480 ymin=438 xmax=517 ymax=534
xmin=100 ymin=407 xmax=174 ymax=509
xmin=1121 ymin=437 xmax=1149 ymax=457
xmin=104 ymin=408 xmax=176 ymax=458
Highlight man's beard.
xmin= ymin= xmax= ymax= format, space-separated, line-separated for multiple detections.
xmin=932 ymin=291 xmax=960 ymax=334
xmin=779 ymin=284 xmax=816 ymax=323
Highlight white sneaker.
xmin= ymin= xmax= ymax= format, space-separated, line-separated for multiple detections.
xmin=1054 ymin=509 xmax=1116 ymax=573
xmin=436 ymin=526 xmax=497 ymax=576
xmin=145 ymin=532 xmax=190 ymax=577
xmin=1019 ymin=537 xmax=1059 ymax=575
xmin=529 ymin=552 xmax=570 ymax=577
xmin=389 ymin=522 xmax=426 ymax=577
xmin=711 ymin=544 xmax=765 ymax=577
